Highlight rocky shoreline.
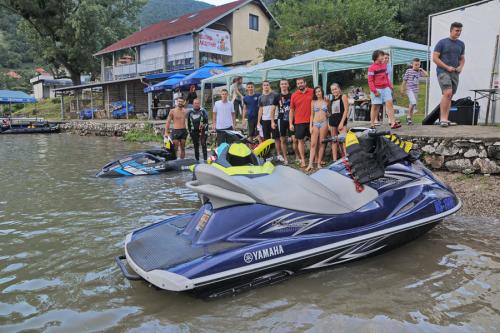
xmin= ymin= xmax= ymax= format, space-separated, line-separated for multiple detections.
xmin=434 ymin=171 xmax=499 ymax=219
xmin=60 ymin=120 xmax=164 ymax=137
xmin=407 ymin=136 xmax=500 ymax=175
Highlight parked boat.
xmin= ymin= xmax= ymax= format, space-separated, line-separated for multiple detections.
xmin=0 ymin=119 xmax=60 ymax=134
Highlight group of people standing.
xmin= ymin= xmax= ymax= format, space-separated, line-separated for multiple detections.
xmin=164 ymin=22 xmax=465 ymax=168
xmin=214 ymin=77 xmax=350 ymax=171
xmin=164 ymin=77 xmax=350 ymax=171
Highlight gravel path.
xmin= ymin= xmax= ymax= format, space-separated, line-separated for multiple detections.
xmin=434 ymin=171 xmax=500 ymax=219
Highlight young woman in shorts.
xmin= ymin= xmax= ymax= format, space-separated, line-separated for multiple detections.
xmin=307 ymin=86 xmax=329 ymax=171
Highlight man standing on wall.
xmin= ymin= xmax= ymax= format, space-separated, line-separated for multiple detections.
xmin=257 ymin=80 xmax=284 ymax=161
xmin=165 ymin=97 xmax=188 ymax=159
xmin=276 ymin=79 xmax=297 ymax=165
xmin=212 ymin=89 xmax=236 ymax=145
xmin=230 ymin=76 xmax=245 ymax=121
xmin=187 ymin=99 xmax=209 ymax=162
xmin=432 ymin=22 xmax=465 ymax=127
xmin=289 ymin=78 xmax=314 ymax=168
xmin=242 ymin=82 xmax=261 ymax=143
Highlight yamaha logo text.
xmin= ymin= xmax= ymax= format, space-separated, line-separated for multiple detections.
xmin=243 ymin=245 xmax=285 ymax=264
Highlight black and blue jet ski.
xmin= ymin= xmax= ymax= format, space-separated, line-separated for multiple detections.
xmin=0 ymin=120 xmax=60 ymax=134
xmin=96 ymin=137 xmax=197 ymax=177
xmin=116 ymin=128 xmax=461 ymax=297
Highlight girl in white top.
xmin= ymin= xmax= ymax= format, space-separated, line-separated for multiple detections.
xmin=327 ymin=83 xmax=349 ymax=160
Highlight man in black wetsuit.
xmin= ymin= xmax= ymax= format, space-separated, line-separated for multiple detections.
xmin=187 ymin=98 xmax=209 ymax=161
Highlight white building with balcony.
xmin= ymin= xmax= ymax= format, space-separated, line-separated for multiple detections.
xmin=56 ymin=0 xmax=278 ymax=118
xmin=96 ymin=0 xmax=277 ymax=82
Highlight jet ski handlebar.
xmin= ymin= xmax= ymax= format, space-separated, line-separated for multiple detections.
xmin=322 ymin=135 xmax=346 ymax=144
xmin=367 ymin=129 xmax=391 ymax=137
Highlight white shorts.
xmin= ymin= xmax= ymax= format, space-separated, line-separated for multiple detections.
xmin=370 ymin=87 xmax=393 ymax=105
xmin=407 ymin=90 xmax=418 ymax=106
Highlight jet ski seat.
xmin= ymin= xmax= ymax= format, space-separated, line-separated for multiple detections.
xmin=310 ymin=169 xmax=378 ymax=211
xmin=187 ymin=165 xmax=378 ymax=214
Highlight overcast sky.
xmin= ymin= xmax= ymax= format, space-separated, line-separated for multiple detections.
xmin=200 ymin=0 xmax=235 ymax=5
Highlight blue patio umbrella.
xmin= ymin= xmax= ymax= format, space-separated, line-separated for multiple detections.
xmin=144 ymin=74 xmax=187 ymax=93
xmin=0 ymin=90 xmax=36 ymax=104
xmin=173 ymin=63 xmax=228 ymax=89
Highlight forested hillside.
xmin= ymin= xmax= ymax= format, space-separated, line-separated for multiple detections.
xmin=139 ymin=0 xmax=212 ymax=26
xmin=0 ymin=8 xmax=35 ymax=90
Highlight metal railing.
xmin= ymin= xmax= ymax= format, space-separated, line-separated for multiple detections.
xmin=166 ymin=51 xmax=194 ymax=71
xmin=102 ymin=52 xmax=197 ymax=81
xmin=137 ymin=56 xmax=164 ymax=74
xmin=103 ymin=67 xmax=113 ymax=81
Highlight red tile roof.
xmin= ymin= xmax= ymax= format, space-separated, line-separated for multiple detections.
xmin=95 ymin=0 xmax=251 ymax=56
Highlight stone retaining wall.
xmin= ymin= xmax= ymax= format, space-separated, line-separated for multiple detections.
xmin=401 ymin=136 xmax=500 ymax=175
xmin=60 ymin=120 xmax=164 ymax=137
xmin=61 ymin=121 xmax=500 ymax=175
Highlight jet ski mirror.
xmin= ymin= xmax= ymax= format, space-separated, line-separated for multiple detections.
xmin=367 ymin=129 xmax=391 ymax=137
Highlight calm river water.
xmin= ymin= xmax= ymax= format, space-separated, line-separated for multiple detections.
xmin=0 ymin=134 xmax=498 ymax=332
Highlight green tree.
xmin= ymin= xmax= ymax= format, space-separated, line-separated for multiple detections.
xmin=0 ymin=0 xmax=146 ymax=85
xmin=264 ymin=0 xmax=402 ymax=60
xmin=396 ymin=0 xmax=477 ymax=44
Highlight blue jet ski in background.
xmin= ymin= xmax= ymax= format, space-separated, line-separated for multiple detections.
xmin=96 ymin=137 xmax=197 ymax=177
xmin=97 ymin=130 xmax=273 ymax=178
xmin=116 ymin=128 xmax=461 ymax=298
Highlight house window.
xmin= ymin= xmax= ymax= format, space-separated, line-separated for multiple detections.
xmin=249 ymin=14 xmax=259 ymax=31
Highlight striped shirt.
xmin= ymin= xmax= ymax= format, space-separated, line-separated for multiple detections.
xmin=403 ymin=68 xmax=422 ymax=94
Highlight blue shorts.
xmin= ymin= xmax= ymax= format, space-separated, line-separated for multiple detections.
xmin=370 ymin=87 xmax=393 ymax=105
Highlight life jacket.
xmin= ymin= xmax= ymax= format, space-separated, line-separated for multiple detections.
xmin=345 ymin=130 xmax=418 ymax=184
xmin=345 ymin=131 xmax=384 ymax=184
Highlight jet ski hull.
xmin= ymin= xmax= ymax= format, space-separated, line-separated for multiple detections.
xmin=119 ymin=162 xmax=461 ymax=296
xmin=121 ymin=210 xmax=454 ymax=296
xmin=96 ymin=151 xmax=197 ymax=177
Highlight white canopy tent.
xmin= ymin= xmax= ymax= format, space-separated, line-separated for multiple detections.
xmin=200 ymin=59 xmax=286 ymax=105
xmin=201 ymin=36 xmax=429 ymax=106
xmin=204 ymin=59 xmax=285 ymax=85
xmin=205 ymin=37 xmax=428 ymax=83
